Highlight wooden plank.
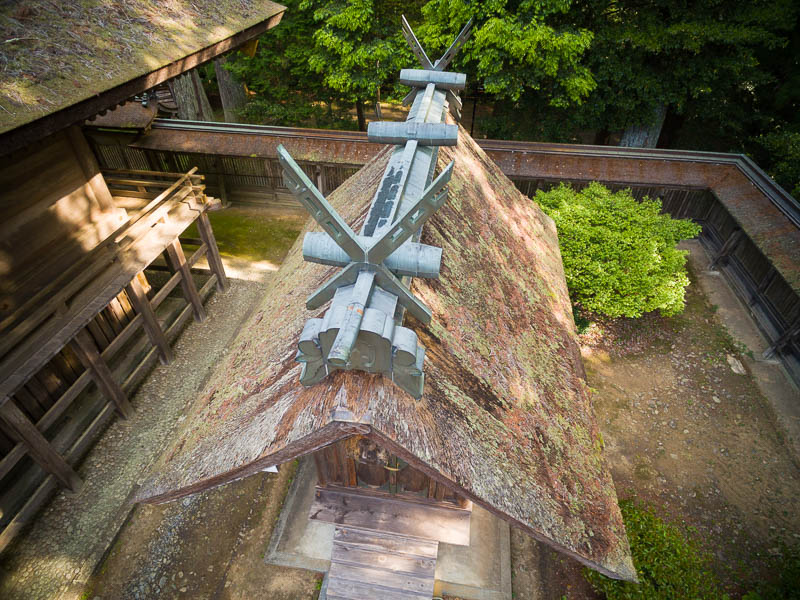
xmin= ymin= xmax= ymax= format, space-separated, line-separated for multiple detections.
xmin=164 ymin=239 xmax=206 ymax=322
xmin=326 ymin=577 xmax=430 ymax=600
xmin=0 ymin=400 xmax=81 ymax=492
xmin=333 ymin=527 xmax=438 ymax=559
xmin=116 ymin=288 xmax=136 ymax=321
xmin=126 ymin=275 xmax=174 ymax=365
xmin=309 ymin=487 xmax=471 ymax=546
xmin=86 ymin=318 xmax=111 ymax=350
xmin=14 ymin=386 xmax=45 ymax=422
xmin=70 ymin=329 xmax=133 ymax=419
xmin=328 ymin=564 xmax=433 ymax=596
xmin=66 ymin=125 xmax=116 ymax=211
xmin=332 ymin=543 xmax=436 ymax=576
xmin=106 ymin=297 xmax=129 ymax=330
xmin=196 ymin=212 xmax=228 ymax=291
xmin=150 ymin=270 xmax=184 ymax=310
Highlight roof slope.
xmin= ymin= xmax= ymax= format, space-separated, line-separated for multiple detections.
xmin=0 ymin=0 xmax=284 ymax=134
xmin=135 ymin=125 xmax=636 ymax=580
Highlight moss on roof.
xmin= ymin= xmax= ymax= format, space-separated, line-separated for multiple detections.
xmin=0 ymin=0 xmax=285 ymax=134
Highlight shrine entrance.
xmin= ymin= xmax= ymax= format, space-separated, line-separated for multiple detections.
xmin=311 ymin=436 xmax=470 ymax=509
xmin=309 ymin=437 xmax=472 ymax=599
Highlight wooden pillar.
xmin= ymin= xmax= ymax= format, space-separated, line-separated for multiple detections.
xmin=126 ymin=275 xmax=174 ymax=365
xmin=0 ymin=399 xmax=82 ymax=492
xmin=313 ymin=451 xmax=329 ymax=487
xmin=196 ymin=212 xmax=228 ymax=292
xmin=165 ymin=239 xmax=206 ymax=322
xmin=71 ymin=329 xmax=133 ymax=418
xmin=763 ymin=317 xmax=800 ymax=359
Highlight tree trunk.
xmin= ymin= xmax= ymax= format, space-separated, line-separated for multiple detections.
xmin=355 ymin=101 xmax=366 ymax=131
xmin=169 ymin=69 xmax=214 ymax=121
xmin=214 ymin=56 xmax=247 ymax=123
xmin=619 ymin=103 xmax=668 ymax=148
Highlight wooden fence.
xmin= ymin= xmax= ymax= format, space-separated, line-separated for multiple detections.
xmin=86 ymin=130 xmax=800 ymax=389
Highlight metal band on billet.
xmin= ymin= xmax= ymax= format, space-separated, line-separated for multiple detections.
xmin=277 ymin=17 xmax=471 ymax=399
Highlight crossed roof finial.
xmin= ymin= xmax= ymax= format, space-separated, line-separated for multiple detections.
xmin=277 ymin=17 xmax=472 ymax=398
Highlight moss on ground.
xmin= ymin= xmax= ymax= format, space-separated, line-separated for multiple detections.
xmin=184 ymin=207 xmax=305 ymax=264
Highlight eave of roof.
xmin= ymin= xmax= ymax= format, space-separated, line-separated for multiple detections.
xmin=0 ymin=0 xmax=285 ymax=155
xmin=134 ymin=127 xmax=636 ymax=580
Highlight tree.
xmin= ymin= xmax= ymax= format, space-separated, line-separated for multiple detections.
xmin=418 ymin=0 xmax=595 ymax=106
xmin=169 ymin=69 xmax=214 ymax=121
xmin=214 ymin=56 xmax=247 ymax=123
xmin=535 ymin=183 xmax=701 ymax=318
xmin=301 ymin=0 xmax=416 ymax=130
xmin=567 ymin=0 xmax=798 ymax=147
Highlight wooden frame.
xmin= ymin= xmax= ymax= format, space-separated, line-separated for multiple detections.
xmin=0 ymin=167 xmax=227 ymax=553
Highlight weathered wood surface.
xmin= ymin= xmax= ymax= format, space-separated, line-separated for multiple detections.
xmin=327 ymin=526 xmax=437 ymax=600
xmin=135 ymin=126 xmax=636 ymax=580
xmin=309 ymin=487 xmax=471 ymax=546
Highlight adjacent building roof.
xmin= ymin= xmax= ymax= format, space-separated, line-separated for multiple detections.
xmin=0 ymin=0 xmax=285 ymax=154
xmin=134 ymin=125 xmax=637 ymax=581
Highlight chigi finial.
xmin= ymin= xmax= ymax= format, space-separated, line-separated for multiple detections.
xmin=277 ymin=17 xmax=472 ymax=398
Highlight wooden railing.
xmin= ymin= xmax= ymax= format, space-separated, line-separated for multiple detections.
xmin=0 ymin=168 xmax=227 ymax=552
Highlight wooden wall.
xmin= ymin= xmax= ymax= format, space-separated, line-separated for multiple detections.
xmin=0 ymin=127 xmax=126 ymax=320
xmin=0 ymin=131 xmax=227 ymax=552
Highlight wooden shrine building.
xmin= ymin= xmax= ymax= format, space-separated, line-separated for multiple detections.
xmin=0 ymin=0 xmax=285 ymax=551
xmin=135 ymin=125 xmax=638 ymax=593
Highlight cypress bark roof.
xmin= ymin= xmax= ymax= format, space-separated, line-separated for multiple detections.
xmin=0 ymin=1 xmax=285 ymax=151
xmin=134 ymin=125 xmax=637 ymax=581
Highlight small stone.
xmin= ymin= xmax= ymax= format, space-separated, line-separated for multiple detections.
xmin=178 ymin=571 xmax=184 ymax=578
xmin=159 ymin=576 xmax=167 ymax=588
xmin=727 ymin=354 xmax=746 ymax=375
xmin=712 ymin=396 xmax=721 ymax=404
xmin=180 ymin=587 xmax=188 ymax=593
xmin=670 ymin=453 xmax=678 ymax=460
xmin=683 ymin=429 xmax=689 ymax=434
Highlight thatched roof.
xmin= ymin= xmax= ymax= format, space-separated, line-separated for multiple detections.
xmin=0 ymin=0 xmax=284 ymax=151
xmin=135 ymin=125 xmax=636 ymax=581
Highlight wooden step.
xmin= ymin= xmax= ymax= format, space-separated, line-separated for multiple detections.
xmin=326 ymin=526 xmax=438 ymax=600
xmin=310 ymin=486 xmax=471 ymax=546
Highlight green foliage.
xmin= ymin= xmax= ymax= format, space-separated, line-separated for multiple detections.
xmin=419 ymin=0 xmax=595 ymax=105
xmin=536 ymin=183 xmax=701 ymax=318
xmin=565 ymin=0 xmax=797 ymax=134
xmin=585 ymin=499 xmax=726 ymax=599
xmin=752 ymin=131 xmax=800 ymax=198
xmin=302 ymin=0 xmax=416 ymax=104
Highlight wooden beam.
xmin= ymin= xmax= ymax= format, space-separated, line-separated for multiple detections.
xmin=0 ymin=399 xmax=82 ymax=492
xmin=709 ymin=228 xmax=744 ymax=270
xmin=165 ymin=239 xmax=206 ymax=322
xmin=66 ymin=125 xmax=116 ymax=211
xmin=70 ymin=329 xmax=133 ymax=418
xmin=126 ymin=275 xmax=174 ymax=365
xmin=196 ymin=211 xmax=228 ymax=292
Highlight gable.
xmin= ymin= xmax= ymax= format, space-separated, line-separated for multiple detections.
xmin=135 ymin=126 xmax=636 ymax=580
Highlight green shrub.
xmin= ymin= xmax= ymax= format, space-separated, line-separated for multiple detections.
xmin=536 ymin=183 xmax=702 ymax=318
xmin=584 ymin=499 xmax=726 ymax=599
